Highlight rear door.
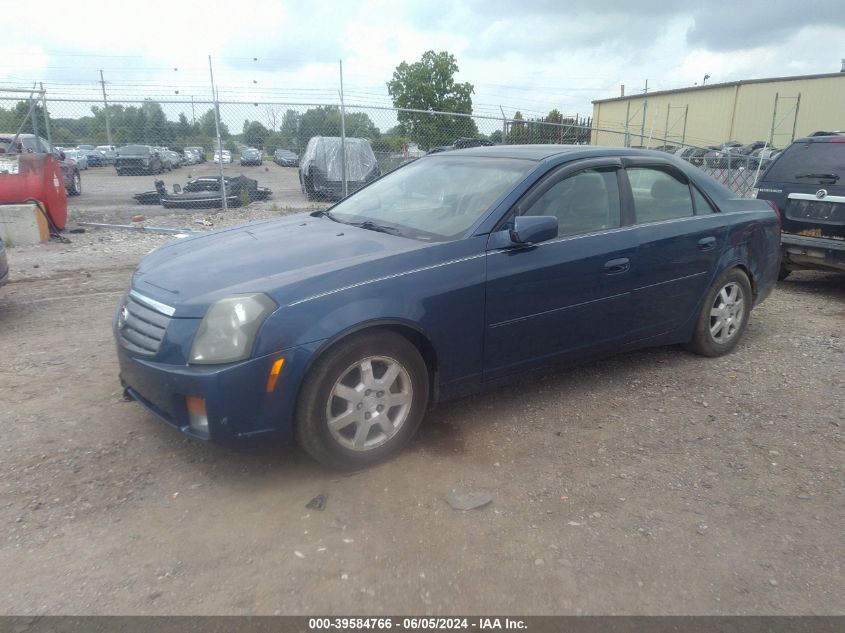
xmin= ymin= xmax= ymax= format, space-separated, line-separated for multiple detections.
xmin=623 ymin=159 xmax=727 ymax=341
xmin=483 ymin=158 xmax=639 ymax=379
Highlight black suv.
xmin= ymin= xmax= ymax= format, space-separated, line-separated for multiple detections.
xmin=755 ymin=134 xmax=845 ymax=278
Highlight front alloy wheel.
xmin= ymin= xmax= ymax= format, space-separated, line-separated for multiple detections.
xmin=326 ymin=356 xmax=413 ymax=451
xmin=296 ymin=331 xmax=429 ymax=469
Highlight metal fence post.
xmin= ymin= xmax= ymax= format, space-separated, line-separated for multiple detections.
xmin=339 ymin=59 xmax=348 ymax=199
xmin=40 ymin=84 xmax=52 ymax=149
xmin=208 ymin=56 xmax=228 ymax=213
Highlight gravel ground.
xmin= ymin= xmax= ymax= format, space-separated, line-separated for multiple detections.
xmin=0 ymin=210 xmax=843 ymax=615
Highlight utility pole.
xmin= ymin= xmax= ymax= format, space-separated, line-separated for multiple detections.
xmin=339 ymin=59 xmax=348 ymax=199
xmin=99 ymin=70 xmax=113 ymax=146
xmin=208 ymin=55 xmax=228 ymax=212
xmin=191 ymin=95 xmax=196 ymax=126
xmin=624 ymin=100 xmax=631 ymax=147
xmin=499 ymin=105 xmax=507 ymax=143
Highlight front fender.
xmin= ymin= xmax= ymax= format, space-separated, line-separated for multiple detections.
xmin=252 ymin=237 xmax=489 ymax=388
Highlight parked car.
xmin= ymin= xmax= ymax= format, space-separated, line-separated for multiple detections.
xmin=273 ymin=148 xmax=299 ymax=167
xmin=80 ymin=147 xmax=104 ymax=167
xmin=755 ymin=134 xmax=845 ymax=278
xmin=181 ymin=149 xmax=199 ymax=165
xmin=64 ymin=149 xmax=88 ymax=170
xmin=165 ymin=150 xmax=182 ymax=169
xmin=748 ymin=146 xmax=781 ymax=170
xmin=0 ymin=133 xmax=81 ymax=195
xmin=115 ymin=145 xmax=164 ymax=175
xmin=704 ymin=141 xmax=743 ymax=168
xmin=115 ymin=145 xmax=780 ymax=468
xmin=213 ymin=150 xmax=232 ymax=164
xmin=184 ymin=146 xmax=207 ymax=163
xmin=299 ymin=136 xmax=380 ymax=200
xmin=0 ymin=236 xmax=8 ymax=288
xmin=96 ymin=145 xmax=118 ymax=165
xmin=240 ymin=147 xmax=263 ymax=166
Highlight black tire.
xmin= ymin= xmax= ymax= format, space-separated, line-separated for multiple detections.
xmin=68 ymin=171 xmax=82 ymax=196
xmin=296 ymin=330 xmax=430 ymax=470
xmin=302 ymin=174 xmax=316 ymax=200
xmin=686 ymin=268 xmax=753 ymax=357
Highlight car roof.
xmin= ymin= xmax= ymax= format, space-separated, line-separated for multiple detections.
xmin=429 ymin=144 xmax=691 ymax=162
xmin=792 ymin=134 xmax=845 ymax=143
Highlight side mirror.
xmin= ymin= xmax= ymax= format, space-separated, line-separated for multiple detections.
xmin=509 ymin=215 xmax=558 ymax=245
xmin=173 ymin=184 xmax=182 ymax=193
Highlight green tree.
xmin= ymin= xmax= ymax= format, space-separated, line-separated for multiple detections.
xmin=198 ymin=108 xmax=229 ymax=139
xmin=278 ymin=109 xmax=300 ymax=150
xmin=506 ymin=111 xmax=529 ymax=144
xmin=297 ymin=106 xmax=341 ymax=147
xmin=386 ymin=50 xmax=478 ymax=150
xmin=488 ymin=130 xmax=503 ymax=144
xmin=243 ymin=120 xmax=271 ymax=148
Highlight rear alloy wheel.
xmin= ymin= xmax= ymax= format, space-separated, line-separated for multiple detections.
xmin=686 ymin=268 xmax=752 ymax=357
xmin=296 ymin=331 xmax=429 ymax=469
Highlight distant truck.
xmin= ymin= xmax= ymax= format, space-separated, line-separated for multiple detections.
xmin=298 ymin=136 xmax=380 ymax=200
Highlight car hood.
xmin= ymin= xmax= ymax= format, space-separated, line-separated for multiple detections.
xmin=132 ymin=213 xmax=428 ymax=318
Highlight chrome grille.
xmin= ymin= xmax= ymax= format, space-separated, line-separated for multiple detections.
xmin=118 ymin=295 xmax=171 ymax=355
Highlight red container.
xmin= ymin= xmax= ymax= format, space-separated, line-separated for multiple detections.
xmin=0 ymin=153 xmax=68 ymax=229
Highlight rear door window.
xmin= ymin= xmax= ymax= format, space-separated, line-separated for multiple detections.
xmin=627 ymin=167 xmax=694 ymax=223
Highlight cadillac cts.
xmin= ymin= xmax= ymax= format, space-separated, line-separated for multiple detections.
xmin=114 ymin=145 xmax=780 ymax=469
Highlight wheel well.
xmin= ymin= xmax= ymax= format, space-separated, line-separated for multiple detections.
xmin=309 ymin=323 xmax=440 ymax=406
xmin=732 ymin=263 xmax=757 ymax=300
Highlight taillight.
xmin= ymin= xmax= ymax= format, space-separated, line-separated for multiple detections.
xmin=765 ymin=200 xmax=782 ymax=228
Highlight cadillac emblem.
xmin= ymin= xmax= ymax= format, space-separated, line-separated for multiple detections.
xmin=118 ymin=305 xmax=129 ymax=329
xmin=816 ymin=189 xmax=827 ymax=199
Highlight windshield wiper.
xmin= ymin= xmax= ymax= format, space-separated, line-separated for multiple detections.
xmin=311 ymin=208 xmax=341 ymax=222
xmin=351 ymin=220 xmax=403 ymax=235
xmin=795 ymin=172 xmax=840 ymax=181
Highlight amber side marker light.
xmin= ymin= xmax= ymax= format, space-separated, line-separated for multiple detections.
xmin=266 ymin=358 xmax=286 ymax=393
xmin=185 ymin=396 xmax=209 ymax=434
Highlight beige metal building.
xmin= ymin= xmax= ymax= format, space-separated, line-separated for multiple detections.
xmin=591 ymin=71 xmax=845 ymax=149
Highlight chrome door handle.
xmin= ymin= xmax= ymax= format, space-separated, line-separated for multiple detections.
xmin=604 ymin=258 xmax=630 ymax=274
xmin=698 ymin=236 xmax=717 ymax=251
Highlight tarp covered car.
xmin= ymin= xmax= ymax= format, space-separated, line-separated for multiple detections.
xmin=133 ymin=175 xmax=272 ymax=209
xmin=299 ymin=137 xmax=380 ymax=200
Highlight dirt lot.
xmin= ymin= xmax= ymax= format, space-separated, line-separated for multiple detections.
xmin=0 ymin=209 xmax=843 ymax=615
xmin=68 ymin=161 xmax=312 ymax=223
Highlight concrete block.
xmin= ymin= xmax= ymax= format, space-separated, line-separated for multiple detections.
xmin=0 ymin=203 xmax=49 ymax=246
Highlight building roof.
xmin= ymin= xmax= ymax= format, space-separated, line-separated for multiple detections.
xmin=592 ymin=71 xmax=845 ymax=105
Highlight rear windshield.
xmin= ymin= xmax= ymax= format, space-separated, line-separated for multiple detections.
xmin=119 ymin=145 xmax=150 ymax=156
xmin=762 ymin=140 xmax=845 ymax=184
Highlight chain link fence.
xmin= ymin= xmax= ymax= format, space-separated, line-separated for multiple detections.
xmin=1 ymin=93 xmax=771 ymax=204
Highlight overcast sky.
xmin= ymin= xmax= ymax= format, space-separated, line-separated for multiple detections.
xmin=2 ymin=0 xmax=843 ymax=124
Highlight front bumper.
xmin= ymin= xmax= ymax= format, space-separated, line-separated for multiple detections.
xmin=116 ymin=339 xmax=322 ymax=443
xmin=781 ymin=233 xmax=845 ymax=273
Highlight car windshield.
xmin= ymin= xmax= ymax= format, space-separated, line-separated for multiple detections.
xmin=327 ymin=156 xmax=534 ymax=241
xmin=763 ymin=140 xmax=845 ymax=184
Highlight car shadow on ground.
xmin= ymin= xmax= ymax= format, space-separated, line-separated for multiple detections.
xmin=777 ymin=271 xmax=845 ymax=301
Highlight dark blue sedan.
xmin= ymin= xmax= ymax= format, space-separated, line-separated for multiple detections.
xmin=114 ymin=145 xmax=781 ymax=468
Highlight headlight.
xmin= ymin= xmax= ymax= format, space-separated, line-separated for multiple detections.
xmin=189 ymin=293 xmax=276 ymax=364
